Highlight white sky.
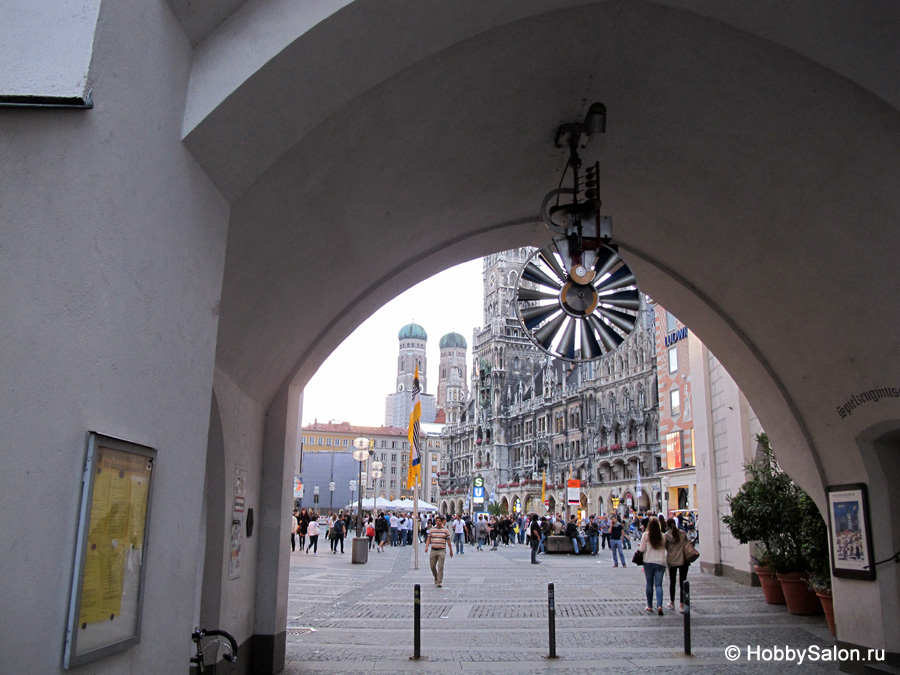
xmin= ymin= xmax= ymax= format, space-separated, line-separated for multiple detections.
xmin=301 ymin=258 xmax=485 ymax=428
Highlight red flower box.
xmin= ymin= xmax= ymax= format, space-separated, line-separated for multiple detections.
xmin=610 ymin=444 xmax=622 ymax=451
xmin=625 ymin=441 xmax=638 ymax=449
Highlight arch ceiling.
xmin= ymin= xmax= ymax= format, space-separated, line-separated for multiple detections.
xmin=179 ymin=1 xmax=899 ymax=490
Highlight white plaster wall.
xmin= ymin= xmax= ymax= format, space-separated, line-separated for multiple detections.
xmin=0 ymin=0 xmax=100 ymax=99
xmin=0 ymin=1 xmax=228 ymax=672
xmin=210 ymin=369 xmax=266 ymax=644
xmin=692 ymin=336 xmax=760 ymax=579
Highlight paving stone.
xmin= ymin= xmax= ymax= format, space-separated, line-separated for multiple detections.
xmin=283 ymin=543 xmax=841 ymax=673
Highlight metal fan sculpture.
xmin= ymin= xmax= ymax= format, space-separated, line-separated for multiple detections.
xmin=515 ymin=103 xmax=641 ymax=362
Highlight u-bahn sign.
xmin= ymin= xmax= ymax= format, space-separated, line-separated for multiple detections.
xmin=473 ymin=476 xmax=485 ymax=504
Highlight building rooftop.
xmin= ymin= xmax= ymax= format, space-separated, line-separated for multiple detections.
xmin=302 ymin=421 xmax=408 ymax=436
xmin=398 ymin=322 xmax=427 ymax=341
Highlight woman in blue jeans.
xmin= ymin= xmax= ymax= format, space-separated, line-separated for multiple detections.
xmin=638 ymin=516 xmax=668 ymax=615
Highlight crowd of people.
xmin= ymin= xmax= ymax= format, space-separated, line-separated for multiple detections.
xmin=291 ymin=506 xmax=698 ymax=613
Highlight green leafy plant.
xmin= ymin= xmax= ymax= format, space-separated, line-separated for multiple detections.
xmin=486 ymin=500 xmax=504 ymax=516
xmin=722 ymin=433 xmax=813 ymax=573
xmin=800 ymin=493 xmax=831 ymax=592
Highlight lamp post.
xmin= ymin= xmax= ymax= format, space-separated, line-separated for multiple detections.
xmin=351 ymin=437 xmax=373 ymax=563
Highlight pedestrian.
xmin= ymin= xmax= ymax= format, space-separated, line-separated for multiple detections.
xmin=452 ymin=514 xmax=466 ymax=554
xmin=599 ymin=514 xmax=611 ymax=550
xmin=290 ymin=509 xmax=299 ymax=552
xmin=331 ymin=514 xmax=346 ymax=554
xmin=586 ymin=515 xmax=600 ymax=555
xmin=390 ymin=512 xmax=400 ymax=546
xmin=528 ymin=513 xmax=542 ymax=564
xmin=565 ymin=514 xmax=586 ymax=554
xmin=665 ymin=517 xmax=690 ymax=612
xmin=365 ymin=517 xmax=376 ymax=549
xmin=374 ymin=512 xmax=386 ymax=552
xmin=475 ymin=514 xmax=487 ymax=550
xmin=379 ymin=512 xmax=390 ymax=551
xmin=621 ymin=525 xmax=632 ymax=550
xmin=424 ymin=514 xmax=453 ymax=587
xmin=638 ymin=516 xmax=668 ymax=615
xmin=405 ymin=513 xmax=415 ymax=545
xmin=306 ymin=517 xmax=320 ymax=554
xmin=539 ymin=516 xmax=551 ymax=554
xmin=297 ymin=509 xmax=309 ymax=553
xmin=608 ymin=515 xmax=627 ymax=567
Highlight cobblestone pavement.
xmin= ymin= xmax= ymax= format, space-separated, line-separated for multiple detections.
xmin=284 ymin=540 xmax=839 ymax=673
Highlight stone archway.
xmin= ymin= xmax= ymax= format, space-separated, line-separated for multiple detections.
xmin=6 ymin=4 xmax=900 ymax=673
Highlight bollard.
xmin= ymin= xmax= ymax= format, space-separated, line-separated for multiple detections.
xmin=547 ymin=583 xmax=557 ymax=659
xmin=683 ymin=580 xmax=691 ymax=656
xmin=413 ymin=584 xmax=421 ymax=660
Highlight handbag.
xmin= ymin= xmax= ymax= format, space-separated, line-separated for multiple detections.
xmin=684 ymin=539 xmax=700 ymax=564
xmin=631 ymin=550 xmax=644 ymax=566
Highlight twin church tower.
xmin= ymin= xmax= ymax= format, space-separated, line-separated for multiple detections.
xmin=384 ymin=323 xmax=469 ymax=429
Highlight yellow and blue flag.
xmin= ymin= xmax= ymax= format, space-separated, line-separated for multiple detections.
xmin=406 ymin=365 xmax=422 ymax=490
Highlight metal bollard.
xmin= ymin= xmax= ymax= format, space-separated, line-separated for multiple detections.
xmin=548 ymin=583 xmax=557 ymax=659
xmin=683 ymin=580 xmax=691 ymax=656
xmin=413 ymin=584 xmax=421 ymax=660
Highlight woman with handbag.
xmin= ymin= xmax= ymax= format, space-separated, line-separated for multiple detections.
xmin=306 ymin=517 xmax=320 ymax=555
xmin=638 ymin=517 xmax=668 ymax=615
xmin=665 ymin=518 xmax=689 ymax=612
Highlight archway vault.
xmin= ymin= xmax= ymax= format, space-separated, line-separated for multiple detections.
xmin=191 ymin=0 xmax=900 ymax=664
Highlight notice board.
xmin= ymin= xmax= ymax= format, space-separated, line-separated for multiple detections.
xmin=64 ymin=433 xmax=156 ymax=669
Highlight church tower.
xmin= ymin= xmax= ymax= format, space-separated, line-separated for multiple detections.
xmin=395 ymin=322 xmax=427 ymax=394
xmin=384 ymin=322 xmax=436 ymax=428
xmin=437 ymin=332 xmax=468 ymax=424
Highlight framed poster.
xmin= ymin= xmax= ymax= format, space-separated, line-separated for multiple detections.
xmin=63 ymin=433 xmax=156 ymax=669
xmin=826 ymin=483 xmax=876 ymax=581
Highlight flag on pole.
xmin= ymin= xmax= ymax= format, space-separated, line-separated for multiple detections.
xmin=406 ymin=365 xmax=422 ymax=490
xmin=636 ymin=462 xmax=643 ymax=499
xmin=541 ymin=470 xmax=546 ymax=507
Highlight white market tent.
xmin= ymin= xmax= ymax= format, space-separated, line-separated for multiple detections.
xmin=393 ymin=498 xmax=438 ymax=512
xmin=344 ymin=497 xmax=394 ymax=511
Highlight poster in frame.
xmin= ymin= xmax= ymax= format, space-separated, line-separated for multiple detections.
xmin=826 ymin=483 xmax=875 ymax=581
xmin=63 ymin=433 xmax=156 ymax=669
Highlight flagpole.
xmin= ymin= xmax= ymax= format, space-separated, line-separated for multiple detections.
xmin=413 ymin=475 xmax=419 ymax=570
xmin=407 ymin=365 xmax=423 ymax=571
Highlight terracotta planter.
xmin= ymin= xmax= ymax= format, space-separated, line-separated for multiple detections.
xmin=754 ymin=565 xmax=786 ymax=605
xmin=776 ymin=572 xmax=823 ymax=615
xmin=817 ymin=591 xmax=836 ymax=635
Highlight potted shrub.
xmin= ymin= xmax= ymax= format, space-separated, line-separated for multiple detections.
xmin=750 ymin=547 xmax=785 ymax=605
xmin=770 ymin=492 xmax=823 ymax=615
xmin=802 ymin=496 xmax=835 ymax=633
xmin=722 ymin=434 xmax=789 ymax=605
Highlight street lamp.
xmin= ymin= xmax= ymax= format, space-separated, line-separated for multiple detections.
xmin=370 ymin=461 xmax=383 ymax=501
xmin=350 ymin=437 xmax=375 ymax=564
